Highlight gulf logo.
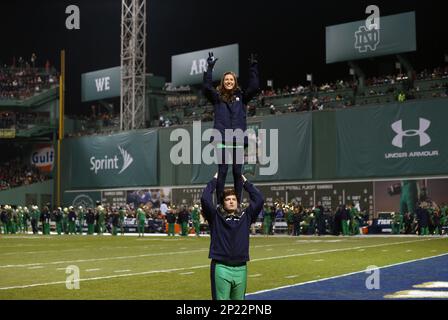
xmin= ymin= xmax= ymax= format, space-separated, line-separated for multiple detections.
xmin=31 ymin=146 xmax=54 ymax=172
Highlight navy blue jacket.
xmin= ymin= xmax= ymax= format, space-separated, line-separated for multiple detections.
xmin=416 ymin=207 xmax=429 ymax=227
xmin=201 ymin=177 xmax=264 ymax=263
xmin=203 ymin=64 xmax=259 ymax=145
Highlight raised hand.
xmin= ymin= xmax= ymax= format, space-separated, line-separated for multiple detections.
xmin=207 ymin=52 xmax=218 ymax=69
xmin=248 ymin=53 xmax=258 ymax=65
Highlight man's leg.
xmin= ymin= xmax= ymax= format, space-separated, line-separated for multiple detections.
xmin=229 ymin=265 xmax=248 ymax=300
xmin=210 ymin=261 xmax=232 ymax=300
xmin=342 ymin=220 xmax=348 ymax=236
xmin=194 ymin=222 xmax=200 ymax=236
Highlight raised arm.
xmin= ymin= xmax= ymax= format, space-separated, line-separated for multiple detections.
xmin=242 ymin=175 xmax=264 ymax=223
xmin=243 ymin=54 xmax=260 ymax=105
xmin=200 ymin=173 xmax=218 ymax=223
xmin=202 ymin=52 xmax=220 ymax=105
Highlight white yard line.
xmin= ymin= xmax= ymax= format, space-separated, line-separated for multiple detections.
xmin=248 ymin=274 xmax=262 ymax=278
xmin=0 ymin=248 xmax=209 ymax=269
xmin=0 ymin=238 xmax=439 ymax=291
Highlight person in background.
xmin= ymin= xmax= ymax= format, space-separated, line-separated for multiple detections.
xmin=136 ymin=205 xmax=146 ymax=237
xmin=77 ymin=206 xmax=85 ymax=235
xmin=68 ymin=206 xmax=77 ymax=235
xmin=166 ymin=206 xmax=176 ymax=237
xmin=86 ymin=208 xmax=95 ymax=235
xmin=54 ymin=207 xmax=63 ymax=235
xmin=119 ymin=206 xmax=126 ymax=235
xmin=191 ymin=204 xmax=201 ymax=237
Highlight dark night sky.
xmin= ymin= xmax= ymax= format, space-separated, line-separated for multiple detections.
xmin=1 ymin=0 xmax=447 ymax=115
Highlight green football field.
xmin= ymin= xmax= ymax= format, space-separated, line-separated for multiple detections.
xmin=0 ymin=234 xmax=447 ymax=299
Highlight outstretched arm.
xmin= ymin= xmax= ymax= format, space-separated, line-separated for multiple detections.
xmin=200 ymin=173 xmax=218 ymax=222
xmin=243 ymin=54 xmax=260 ymax=105
xmin=203 ymin=52 xmax=220 ymax=105
xmin=242 ymin=175 xmax=264 ymax=223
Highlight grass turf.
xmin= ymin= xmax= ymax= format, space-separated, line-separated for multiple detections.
xmin=0 ymin=234 xmax=447 ymax=299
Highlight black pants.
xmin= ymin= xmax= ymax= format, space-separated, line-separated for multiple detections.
xmin=216 ymin=146 xmax=244 ymax=204
xmin=293 ymin=222 xmax=301 ymax=236
xmin=31 ymin=219 xmax=38 ymax=234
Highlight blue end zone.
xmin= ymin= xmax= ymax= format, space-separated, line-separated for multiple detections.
xmin=246 ymin=254 xmax=448 ymax=300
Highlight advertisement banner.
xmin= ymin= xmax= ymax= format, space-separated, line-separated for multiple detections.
xmin=336 ymin=99 xmax=448 ymax=178
xmin=66 ymin=129 xmax=158 ymax=189
xmin=81 ymin=66 xmax=121 ymax=102
xmin=326 ymin=11 xmax=416 ymax=63
xmin=171 ymin=43 xmax=239 ymax=86
xmin=31 ymin=144 xmax=54 ymax=173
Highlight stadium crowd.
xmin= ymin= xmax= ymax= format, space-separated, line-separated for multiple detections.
xmin=156 ymin=64 xmax=448 ymax=128
xmin=0 ymin=158 xmax=50 ymax=190
xmin=0 ymin=55 xmax=59 ymax=100
xmin=1 ymin=199 xmax=446 ymax=237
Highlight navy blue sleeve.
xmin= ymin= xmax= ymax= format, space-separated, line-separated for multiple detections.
xmin=243 ymin=63 xmax=260 ymax=105
xmin=203 ymin=67 xmax=219 ymax=105
xmin=244 ymin=180 xmax=264 ymax=223
xmin=201 ymin=178 xmax=217 ymax=223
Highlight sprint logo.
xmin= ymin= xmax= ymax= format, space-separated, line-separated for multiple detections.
xmin=89 ymin=146 xmax=134 ymax=175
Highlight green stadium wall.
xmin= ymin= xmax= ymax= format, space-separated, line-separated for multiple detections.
xmin=0 ymin=180 xmax=53 ymax=207
xmin=61 ymin=98 xmax=448 ymax=196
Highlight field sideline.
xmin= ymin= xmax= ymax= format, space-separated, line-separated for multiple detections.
xmin=0 ymin=234 xmax=447 ymax=299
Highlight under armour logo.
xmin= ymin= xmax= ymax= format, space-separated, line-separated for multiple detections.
xmin=391 ymin=118 xmax=431 ymax=148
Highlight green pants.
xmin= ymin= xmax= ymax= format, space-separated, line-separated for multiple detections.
xmin=193 ymin=221 xmax=200 ymax=236
xmin=351 ymin=221 xmax=360 ymax=235
xmin=78 ymin=221 xmax=84 ymax=234
xmin=120 ymin=220 xmax=125 ymax=235
xmin=43 ymin=223 xmax=50 ymax=235
xmin=168 ymin=223 xmax=175 ymax=236
xmin=341 ymin=220 xmax=349 ymax=235
xmin=68 ymin=222 xmax=76 ymax=234
xmin=181 ymin=222 xmax=188 ymax=236
xmin=112 ymin=225 xmax=118 ymax=236
xmin=392 ymin=223 xmax=401 ymax=234
xmin=56 ymin=222 xmax=63 ymax=235
xmin=63 ymin=222 xmax=68 ymax=234
xmin=10 ymin=222 xmax=16 ymax=234
xmin=263 ymin=218 xmax=271 ymax=235
xmin=211 ymin=261 xmax=247 ymax=300
xmin=138 ymin=221 xmax=145 ymax=235
xmin=420 ymin=226 xmax=429 ymax=235
xmin=97 ymin=222 xmax=105 ymax=234
xmin=88 ymin=223 xmax=94 ymax=235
